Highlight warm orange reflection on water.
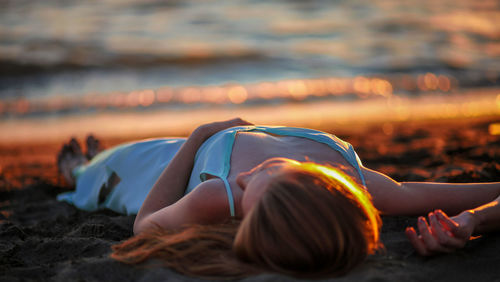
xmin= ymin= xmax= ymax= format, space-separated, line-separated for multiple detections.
xmin=14 ymin=99 xmax=30 ymax=114
xmin=0 ymin=73 xmax=467 ymax=117
xmin=424 ymin=73 xmax=438 ymax=90
xmin=201 ymin=87 xmax=226 ymax=104
xmin=156 ymin=87 xmax=174 ymax=103
xmin=2 ymin=88 xmax=499 ymax=144
xmin=179 ymin=87 xmax=201 ymax=104
xmin=438 ymin=75 xmax=451 ymax=92
xmin=227 ymin=86 xmax=248 ymax=104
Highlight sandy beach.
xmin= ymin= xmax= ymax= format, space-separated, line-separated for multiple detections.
xmin=2 ymin=115 xmax=500 ymax=281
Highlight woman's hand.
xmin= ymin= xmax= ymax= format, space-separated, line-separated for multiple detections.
xmin=193 ymin=118 xmax=253 ymax=140
xmin=405 ymin=209 xmax=477 ymax=256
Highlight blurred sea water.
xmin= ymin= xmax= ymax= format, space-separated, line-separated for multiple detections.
xmin=0 ymin=0 xmax=499 ymax=118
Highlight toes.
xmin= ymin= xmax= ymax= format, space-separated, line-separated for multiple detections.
xmin=57 ymin=144 xmax=71 ymax=171
xmin=85 ymin=134 xmax=102 ymax=159
xmin=86 ymin=134 xmax=96 ymax=144
xmin=56 ymin=144 xmax=74 ymax=185
xmin=86 ymin=134 xmax=100 ymax=148
xmin=61 ymin=144 xmax=71 ymax=154
xmin=69 ymin=138 xmax=83 ymax=155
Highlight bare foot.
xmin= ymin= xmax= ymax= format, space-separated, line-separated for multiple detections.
xmin=85 ymin=134 xmax=102 ymax=160
xmin=57 ymin=138 xmax=87 ymax=186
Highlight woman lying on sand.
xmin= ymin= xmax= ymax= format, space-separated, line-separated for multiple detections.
xmin=57 ymin=118 xmax=500 ymax=279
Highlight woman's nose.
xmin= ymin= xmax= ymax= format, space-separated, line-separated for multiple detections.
xmin=236 ymin=171 xmax=250 ymax=190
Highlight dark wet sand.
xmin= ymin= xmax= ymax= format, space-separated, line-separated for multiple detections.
xmin=2 ymin=117 xmax=500 ymax=281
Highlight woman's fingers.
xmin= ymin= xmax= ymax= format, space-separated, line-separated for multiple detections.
xmin=215 ymin=118 xmax=253 ymax=130
xmin=416 ymin=216 xmax=454 ymax=254
xmin=437 ymin=210 xmax=476 ymax=242
xmin=195 ymin=117 xmax=253 ymax=138
xmin=405 ymin=226 xmax=431 ymax=256
xmin=406 ymin=211 xmax=470 ymax=256
xmin=435 ymin=210 xmax=460 ymax=234
xmin=417 ymin=217 xmax=434 ymax=243
xmin=428 ymin=212 xmax=466 ymax=249
xmin=229 ymin=117 xmax=253 ymax=126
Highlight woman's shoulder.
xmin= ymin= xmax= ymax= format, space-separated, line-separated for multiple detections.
xmin=184 ymin=178 xmax=233 ymax=220
xmin=134 ymin=178 xmax=232 ymax=232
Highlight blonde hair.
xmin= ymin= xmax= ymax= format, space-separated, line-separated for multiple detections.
xmin=112 ymin=163 xmax=381 ymax=279
xmin=234 ymin=163 xmax=381 ymax=278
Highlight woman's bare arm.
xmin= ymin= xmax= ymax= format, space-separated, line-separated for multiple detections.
xmin=134 ymin=118 xmax=252 ymax=234
xmin=467 ymin=193 xmax=500 ymax=233
xmin=362 ymin=167 xmax=500 ymax=216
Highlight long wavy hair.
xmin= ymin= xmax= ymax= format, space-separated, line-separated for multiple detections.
xmin=111 ymin=163 xmax=382 ymax=279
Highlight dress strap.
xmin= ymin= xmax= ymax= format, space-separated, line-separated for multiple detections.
xmin=222 ymin=178 xmax=235 ymax=217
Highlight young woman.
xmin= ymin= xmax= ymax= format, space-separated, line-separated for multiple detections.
xmin=57 ymin=118 xmax=500 ymax=279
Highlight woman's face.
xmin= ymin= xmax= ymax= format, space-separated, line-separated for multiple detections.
xmin=237 ymin=157 xmax=300 ymax=216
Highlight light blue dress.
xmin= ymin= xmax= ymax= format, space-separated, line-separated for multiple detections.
xmin=57 ymin=126 xmax=366 ymax=215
